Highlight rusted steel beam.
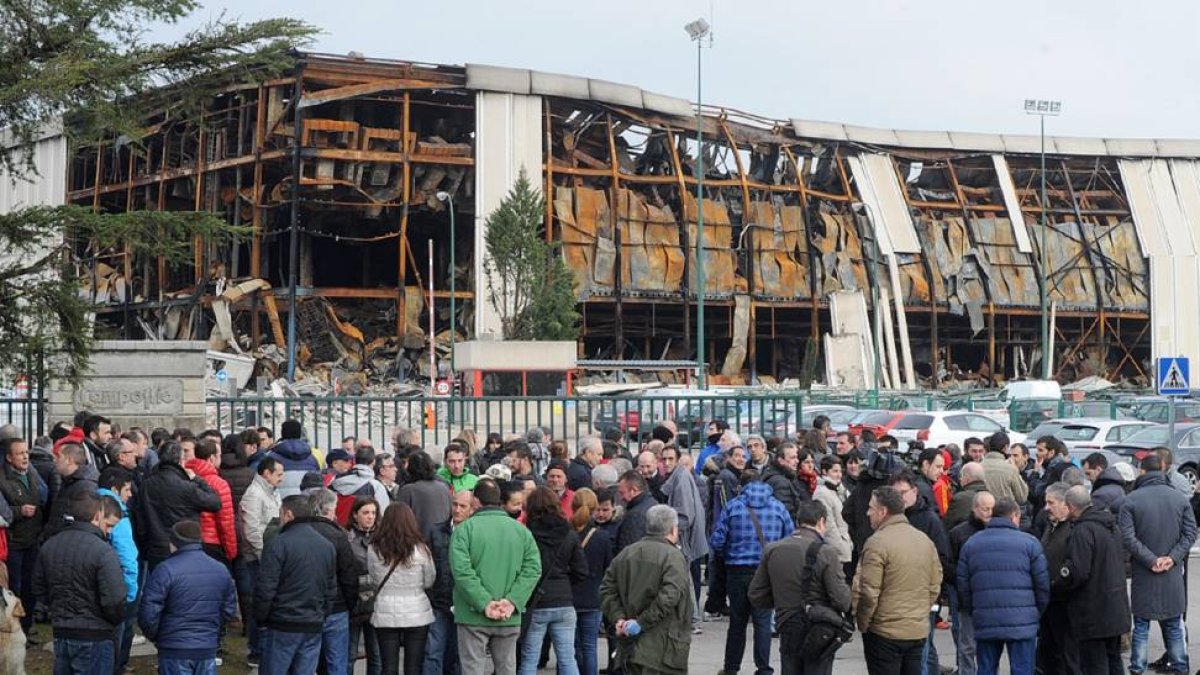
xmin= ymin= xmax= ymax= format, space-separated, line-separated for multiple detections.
xmin=397 ymin=92 xmax=412 ymax=338
xmin=67 ymin=150 xmax=290 ymax=200
xmin=666 ymin=129 xmax=692 ymax=359
xmin=298 ymin=79 xmax=461 ymax=109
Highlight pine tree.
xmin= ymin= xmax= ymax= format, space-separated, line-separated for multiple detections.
xmin=0 ymin=2 xmax=314 ymax=383
xmin=483 ymin=168 xmax=580 ymax=341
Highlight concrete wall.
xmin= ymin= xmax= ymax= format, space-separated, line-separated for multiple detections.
xmin=49 ymin=340 xmax=208 ymax=431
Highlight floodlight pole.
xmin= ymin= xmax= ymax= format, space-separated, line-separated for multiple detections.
xmin=1039 ymin=113 xmax=1049 ymax=380
xmin=687 ymin=20 xmax=710 ymax=389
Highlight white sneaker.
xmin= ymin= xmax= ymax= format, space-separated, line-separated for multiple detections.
xmin=214 ymin=657 xmax=224 ymax=666
xmin=131 ymin=634 xmax=147 ymax=646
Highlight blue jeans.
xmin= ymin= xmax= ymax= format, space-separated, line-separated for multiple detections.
xmin=725 ymin=566 xmax=773 ymax=674
xmin=52 ymin=637 xmax=114 ymax=675
xmin=574 ymin=609 xmax=602 ymax=675
xmin=948 ymin=590 xmax=975 ymax=675
xmin=234 ymin=558 xmax=262 ymax=658
xmin=320 ymin=611 xmax=351 ymax=675
xmin=519 ymin=607 xmax=579 ymax=675
xmin=976 ymin=638 xmax=1036 ymax=675
xmin=919 ymin=611 xmax=939 ymax=675
xmin=157 ymin=658 xmax=219 ymax=675
xmin=424 ymin=609 xmax=460 ymax=675
xmin=350 ymin=621 xmax=381 ymax=675
xmin=1131 ymin=615 xmax=1189 ymax=673
xmin=260 ymin=629 xmax=323 ymax=675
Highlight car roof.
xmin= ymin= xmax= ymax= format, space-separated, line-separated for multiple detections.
xmin=1048 ymin=417 xmax=1151 ymax=426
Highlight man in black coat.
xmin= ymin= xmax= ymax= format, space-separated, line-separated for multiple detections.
xmin=1081 ymin=453 xmax=1127 ymax=514
xmin=760 ymin=444 xmax=806 ymax=521
xmin=254 ymin=494 xmax=338 ymax=675
xmin=615 ymin=471 xmax=658 ymax=555
xmin=42 ymin=443 xmax=99 ymax=542
xmin=299 ymin=488 xmax=360 ymax=675
xmin=1037 ymin=483 xmax=1079 ymax=675
xmin=567 ymin=437 xmax=602 ymax=492
xmin=891 ymin=470 xmax=952 ymax=675
xmin=947 ymin=490 xmax=994 ymax=675
xmin=33 ymin=491 xmax=127 ymax=673
xmin=137 ymin=441 xmax=221 ymax=567
xmin=1060 ymin=485 xmax=1129 ymax=675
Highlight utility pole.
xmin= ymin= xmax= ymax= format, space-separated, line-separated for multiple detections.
xmin=686 ymin=17 xmax=711 ymax=388
xmin=1024 ymin=98 xmax=1061 ymax=380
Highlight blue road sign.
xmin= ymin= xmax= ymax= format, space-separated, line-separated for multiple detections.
xmin=1157 ymin=357 xmax=1190 ymax=396
xmin=216 ymin=369 xmax=229 ymax=382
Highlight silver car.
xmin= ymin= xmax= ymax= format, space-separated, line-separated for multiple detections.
xmin=1026 ymin=417 xmax=1154 ymax=451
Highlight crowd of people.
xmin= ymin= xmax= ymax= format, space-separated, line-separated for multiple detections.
xmin=1 ymin=410 xmax=1199 ymax=675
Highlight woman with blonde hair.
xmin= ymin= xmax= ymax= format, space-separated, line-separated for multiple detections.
xmin=570 ymin=489 xmax=614 ymax=675
xmin=454 ymin=428 xmax=478 ymax=455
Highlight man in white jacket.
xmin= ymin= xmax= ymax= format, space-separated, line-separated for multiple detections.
xmin=814 ymin=454 xmax=853 ymax=577
xmin=236 ymin=456 xmax=283 ymax=666
xmin=331 ymin=446 xmax=392 ymax=512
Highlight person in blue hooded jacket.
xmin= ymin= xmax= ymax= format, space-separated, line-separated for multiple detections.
xmin=139 ymin=520 xmax=237 ymax=675
xmin=267 ymin=420 xmax=320 ymax=498
xmin=957 ymin=497 xmax=1049 ymax=675
xmin=98 ymin=473 xmax=140 ymax=673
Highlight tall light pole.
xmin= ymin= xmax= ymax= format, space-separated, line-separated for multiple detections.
xmin=435 ymin=191 xmax=456 ymax=378
xmin=685 ymin=17 xmax=711 ymax=388
xmin=1024 ymin=99 xmax=1061 ymax=380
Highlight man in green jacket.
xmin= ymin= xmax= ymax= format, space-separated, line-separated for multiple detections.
xmin=450 ymin=478 xmax=541 ymax=675
xmin=437 ymin=443 xmax=479 ymax=494
xmin=600 ymin=504 xmax=694 ymax=675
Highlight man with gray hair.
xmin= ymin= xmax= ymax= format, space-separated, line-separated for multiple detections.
xmin=299 ymin=488 xmax=360 ymax=675
xmin=525 ymin=428 xmax=549 ymax=477
xmin=592 ymin=463 xmax=619 ymax=491
xmin=600 ymin=504 xmax=694 ymax=675
xmin=1060 ymin=485 xmax=1129 ymax=675
xmin=1036 ymin=483 xmax=1078 ymax=675
xmin=568 ymin=436 xmax=602 ymax=491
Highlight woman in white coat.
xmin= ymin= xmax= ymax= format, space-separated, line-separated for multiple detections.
xmin=368 ymin=502 xmax=436 ymax=675
xmin=813 ymin=455 xmax=853 ymax=571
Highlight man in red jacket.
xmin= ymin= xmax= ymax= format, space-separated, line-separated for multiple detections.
xmin=185 ymin=440 xmax=238 ymax=565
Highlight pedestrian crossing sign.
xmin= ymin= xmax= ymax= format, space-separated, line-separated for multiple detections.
xmin=1157 ymin=357 xmax=1190 ymax=396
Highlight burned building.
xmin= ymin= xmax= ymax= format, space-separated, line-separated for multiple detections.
xmin=59 ymin=52 xmax=1193 ymax=390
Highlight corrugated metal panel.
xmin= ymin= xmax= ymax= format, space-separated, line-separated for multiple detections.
xmin=828 ymin=290 xmax=876 ymax=387
xmin=1119 ymin=159 xmax=1170 ymax=256
xmin=790 ymin=120 xmax=848 ymax=141
xmin=465 ymin=64 xmax=531 ymax=95
xmin=1148 ymin=160 xmax=1196 ymax=255
xmin=530 ymin=71 xmax=589 ymax=99
xmin=474 ymin=92 xmax=543 ymax=337
xmin=847 ymin=153 xmax=921 ymax=254
xmin=1169 ymin=160 xmax=1200 ymax=249
xmin=1105 ymin=138 xmax=1158 ymax=157
xmin=990 ymin=155 xmax=1034 ymax=253
xmin=641 ymin=91 xmax=692 ymax=118
xmin=843 ymin=125 xmax=900 ymax=146
xmin=1002 ymin=134 xmax=1058 ymax=155
xmin=0 ymin=133 xmax=67 ymax=212
xmin=588 ymin=79 xmax=642 ymax=109
xmin=1156 ymin=140 xmax=1200 ymax=157
xmin=1053 ymin=136 xmax=1108 ymax=156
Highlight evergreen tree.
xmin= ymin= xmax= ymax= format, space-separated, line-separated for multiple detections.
xmin=483 ymin=168 xmax=580 ymax=341
xmin=0 ymin=1 xmax=314 ymax=383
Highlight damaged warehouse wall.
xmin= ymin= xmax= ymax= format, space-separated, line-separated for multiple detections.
xmin=48 ymin=52 xmax=1187 ymax=390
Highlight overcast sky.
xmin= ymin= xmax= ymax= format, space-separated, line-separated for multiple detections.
xmin=167 ymin=0 xmax=1199 ymax=140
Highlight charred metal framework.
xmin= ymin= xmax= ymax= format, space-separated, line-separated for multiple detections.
xmin=66 ymin=53 xmax=1150 ymax=387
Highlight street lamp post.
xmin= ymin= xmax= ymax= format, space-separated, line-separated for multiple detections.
xmin=685 ymin=17 xmax=711 ymax=389
xmin=1024 ymin=99 xmax=1062 ymax=380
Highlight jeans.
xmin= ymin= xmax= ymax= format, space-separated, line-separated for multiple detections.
xmin=350 ymin=621 xmax=382 ymax=675
xmin=113 ymin=599 xmax=138 ymax=672
xmin=424 ymin=609 xmax=460 ymax=675
xmin=976 ymin=638 xmax=1036 ymax=675
xmin=458 ymin=625 xmax=521 ymax=675
xmin=691 ymin=558 xmax=704 ymax=625
xmin=157 ymin=658 xmax=219 ymax=675
xmin=1077 ymin=636 xmax=1123 ymax=675
xmin=234 ymin=558 xmax=262 ymax=658
xmin=8 ymin=546 xmax=37 ymax=633
xmin=724 ymin=566 xmax=773 ymax=675
xmin=779 ymin=628 xmax=836 ymax=675
xmin=520 ymin=607 xmax=579 ymax=675
xmin=52 ymin=637 xmax=115 ymax=675
xmin=378 ymin=625 xmax=429 ymax=675
xmin=862 ymin=632 xmax=925 ymax=675
xmin=919 ymin=611 xmax=939 ymax=675
xmin=948 ymin=589 xmax=975 ymax=675
xmin=319 ymin=611 xmax=351 ymax=675
xmin=1131 ymin=615 xmax=1189 ymax=673
xmin=575 ymin=609 xmax=602 ymax=675
xmin=706 ymin=554 xmax=729 ymax=614
xmin=260 ymin=629 xmax=323 ymax=675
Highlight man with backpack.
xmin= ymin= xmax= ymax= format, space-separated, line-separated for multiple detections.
xmin=331 ymin=445 xmax=391 ymax=523
xmin=749 ymin=500 xmax=851 ymax=675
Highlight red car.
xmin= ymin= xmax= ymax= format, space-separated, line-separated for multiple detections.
xmin=848 ymin=410 xmax=906 ymax=439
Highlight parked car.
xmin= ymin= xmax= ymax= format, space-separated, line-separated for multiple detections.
xmin=888 ymin=411 xmax=1027 ymax=450
xmin=1128 ymin=399 xmax=1200 ymax=424
xmin=735 ymin=400 xmax=798 ymax=438
xmin=848 ymin=411 xmax=907 ymax=439
xmin=1106 ymin=423 xmax=1200 ymax=484
xmin=773 ymin=405 xmax=856 ymax=438
xmin=1033 ymin=418 xmax=1155 ymax=452
xmin=1067 ymin=448 xmax=1128 ymax=470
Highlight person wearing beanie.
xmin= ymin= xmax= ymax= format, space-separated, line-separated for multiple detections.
xmin=544 ymin=459 xmax=575 ymax=519
xmin=140 ymin=520 xmax=237 ymax=673
xmin=323 ymin=448 xmax=353 ymax=485
xmin=265 ymin=420 xmax=320 ymax=498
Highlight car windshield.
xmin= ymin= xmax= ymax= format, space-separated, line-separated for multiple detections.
xmin=1027 ymin=422 xmax=1067 ymax=439
xmin=1123 ymin=426 xmax=1171 ymax=445
xmin=1058 ymin=425 xmax=1099 ymax=441
xmin=893 ymin=414 xmax=934 ymax=430
xmin=860 ymin=411 xmax=896 ymax=426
